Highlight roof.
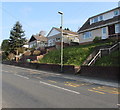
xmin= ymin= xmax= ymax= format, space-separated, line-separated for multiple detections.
xmin=78 ymin=15 xmax=120 ymax=33
xmin=29 ymin=34 xmax=47 ymax=42
xmin=54 ymin=27 xmax=78 ymax=35
xmin=47 ymin=27 xmax=78 ymax=37
xmin=90 ymin=7 xmax=120 ymax=19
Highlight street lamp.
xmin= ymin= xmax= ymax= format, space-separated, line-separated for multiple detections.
xmin=58 ymin=11 xmax=63 ymax=72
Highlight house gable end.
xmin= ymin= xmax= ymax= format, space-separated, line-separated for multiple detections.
xmin=29 ymin=36 xmax=36 ymax=42
xmin=47 ymin=28 xmax=60 ymax=37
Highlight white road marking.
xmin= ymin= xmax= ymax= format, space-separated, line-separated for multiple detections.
xmin=39 ymin=81 xmax=80 ymax=95
xmin=15 ymin=74 xmax=29 ymax=79
xmin=117 ymin=104 xmax=120 ymax=106
xmin=2 ymin=70 xmax=9 ymax=73
xmin=2 ymin=70 xmax=17 ymax=74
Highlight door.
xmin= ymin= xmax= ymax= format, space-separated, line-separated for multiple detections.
xmin=102 ymin=27 xmax=107 ymax=39
xmin=108 ymin=24 xmax=115 ymax=35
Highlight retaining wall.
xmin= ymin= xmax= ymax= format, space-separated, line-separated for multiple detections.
xmin=2 ymin=61 xmax=119 ymax=81
xmin=2 ymin=61 xmax=75 ymax=74
xmin=78 ymin=66 xmax=119 ymax=80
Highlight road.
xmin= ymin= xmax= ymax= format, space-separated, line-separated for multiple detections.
xmin=2 ymin=64 xmax=119 ymax=108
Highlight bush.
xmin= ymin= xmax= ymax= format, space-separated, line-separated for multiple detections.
xmin=33 ymin=50 xmax=41 ymax=55
xmin=93 ymin=36 xmax=101 ymax=43
xmin=8 ymin=53 xmax=15 ymax=60
xmin=24 ymin=51 xmax=31 ymax=56
xmin=17 ymin=47 xmax=26 ymax=54
xmin=2 ymin=52 xmax=8 ymax=60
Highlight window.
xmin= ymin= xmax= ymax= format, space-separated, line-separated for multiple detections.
xmin=90 ymin=18 xmax=94 ymax=24
xmin=114 ymin=10 xmax=119 ymax=16
xmin=56 ymin=38 xmax=60 ymax=41
xmin=102 ymin=27 xmax=106 ymax=34
xmin=115 ymin=24 xmax=120 ymax=33
xmin=83 ymin=32 xmax=92 ymax=39
xmin=94 ymin=17 xmax=98 ymax=23
xmin=99 ymin=15 xmax=103 ymax=21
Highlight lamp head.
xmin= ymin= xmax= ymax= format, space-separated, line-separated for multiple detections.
xmin=58 ymin=11 xmax=63 ymax=15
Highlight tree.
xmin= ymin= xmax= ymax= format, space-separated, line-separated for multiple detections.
xmin=9 ymin=21 xmax=26 ymax=54
xmin=66 ymin=28 xmax=70 ymax=31
xmin=1 ymin=39 xmax=10 ymax=60
xmin=1 ymin=39 xmax=10 ymax=52
xmin=64 ymin=28 xmax=70 ymax=31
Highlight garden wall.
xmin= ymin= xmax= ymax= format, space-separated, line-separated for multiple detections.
xmin=2 ymin=61 xmax=119 ymax=81
xmin=78 ymin=66 xmax=119 ymax=81
xmin=2 ymin=61 xmax=75 ymax=74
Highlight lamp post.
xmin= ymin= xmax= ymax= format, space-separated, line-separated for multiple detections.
xmin=58 ymin=11 xmax=63 ymax=72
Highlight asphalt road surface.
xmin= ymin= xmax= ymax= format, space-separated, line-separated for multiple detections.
xmin=2 ymin=64 xmax=119 ymax=108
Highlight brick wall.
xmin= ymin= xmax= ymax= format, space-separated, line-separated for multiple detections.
xmin=2 ymin=61 xmax=75 ymax=74
xmin=78 ymin=66 xmax=119 ymax=80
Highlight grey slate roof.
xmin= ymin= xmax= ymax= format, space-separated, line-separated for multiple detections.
xmin=29 ymin=34 xmax=48 ymax=42
xmin=54 ymin=27 xmax=78 ymax=35
xmin=78 ymin=15 xmax=120 ymax=33
xmin=33 ymin=35 xmax=48 ymax=41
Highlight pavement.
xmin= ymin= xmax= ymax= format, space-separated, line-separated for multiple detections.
xmin=63 ymin=74 xmax=119 ymax=88
xmin=1 ymin=64 xmax=120 ymax=108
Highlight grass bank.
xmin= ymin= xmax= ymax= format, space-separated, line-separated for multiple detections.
xmin=94 ymin=51 xmax=120 ymax=66
xmin=39 ymin=40 xmax=115 ymax=66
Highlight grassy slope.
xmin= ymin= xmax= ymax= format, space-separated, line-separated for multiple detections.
xmin=94 ymin=51 xmax=120 ymax=66
xmin=39 ymin=41 xmax=115 ymax=66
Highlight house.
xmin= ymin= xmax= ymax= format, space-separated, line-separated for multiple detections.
xmin=77 ymin=6 xmax=120 ymax=44
xmin=23 ymin=39 xmax=29 ymax=48
xmin=47 ymin=27 xmax=79 ymax=48
xmin=28 ymin=34 xmax=48 ymax=49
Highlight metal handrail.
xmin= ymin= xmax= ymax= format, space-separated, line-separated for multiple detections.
xmin=88 ymin=50 xmax=101 ymax=66
xmin=88 ymin=42 xmax=120 ymax=66
xmin=100 ymin=42 xmax=119 ymax=51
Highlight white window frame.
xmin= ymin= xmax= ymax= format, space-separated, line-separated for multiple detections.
xmin=102 ymin=27 xmax=106 ymax=34
xmin=83 ymin=31 xmax=92 ymax=39
xmin=99 ymin=15 xmax=103 ymax=21
xmin=94 ymin=17 xmax=98 ymax=23
xmin=115 ymin=24 xmax=120 ymax=33
xmin=102 ymin=27 xmax=107 ymax=39
xmin=114 ymin=10 xmax=119 ymax=16
xmin=90 ymin=18 xmax=94 ymax=24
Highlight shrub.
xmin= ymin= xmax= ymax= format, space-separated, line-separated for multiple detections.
xmin=8 ymin=53 xmax=15 ymax=60
xmin=93 ymin=36 xmax=101 ymax=43
xmin=33 ymin=50 xmax=41 ymax=55
xmin=17 ymin=47 xmax=26 ymax=54
xmin=2 ymin=52 xmax=8 ymax=60
xmin=24 ymin=51 xmax=31 ymax=56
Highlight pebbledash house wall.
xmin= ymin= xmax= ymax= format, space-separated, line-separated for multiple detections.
xmin=29 ymin=40 xmax=37 ymax=48
xmin=78 ymin=7 xmax=120 ymax=44
xmin=47 ymin=27 xmax=79 ymax=47
xmin=78 ymin=27 xmax=109 ymax=44
xmin=29 ymin=40 xmax=47 ymax=48
xmin=48 ymin=33 xmax=61 ymax=46
xmin=48 ymin=33 xmax=79 ymax=46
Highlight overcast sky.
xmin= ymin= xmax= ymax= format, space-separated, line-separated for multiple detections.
xmin=1 ymin=1 xmax=119 ymax=44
